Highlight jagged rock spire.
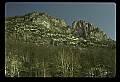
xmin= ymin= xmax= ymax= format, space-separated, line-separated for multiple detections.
xmin=72 ymin=20 xmax=108 ymax=41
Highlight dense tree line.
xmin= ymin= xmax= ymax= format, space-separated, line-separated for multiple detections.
xmin=5 ymin=36 xmax=116 ymax=77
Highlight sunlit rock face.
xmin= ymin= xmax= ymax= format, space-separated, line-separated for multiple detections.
xmin=72 ymin=20 xmax=108 ymax=41
xmin=30 ymin=12 xmax=67 ymax=28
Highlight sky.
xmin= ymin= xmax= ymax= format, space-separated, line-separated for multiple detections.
xmin=5 ymin=2 xmax=116 ymax=40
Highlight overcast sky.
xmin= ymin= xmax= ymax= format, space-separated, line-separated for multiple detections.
xmin=5 ymin=2 xmax=116 ymax=40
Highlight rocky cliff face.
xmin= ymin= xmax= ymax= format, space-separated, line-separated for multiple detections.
xmin=72 ymin=20 xmax=107 ymax=41
xmin=5 ymin=12 xmax=115 ymax=48
xmin=30 ymin=12 xmax=67 ymax=28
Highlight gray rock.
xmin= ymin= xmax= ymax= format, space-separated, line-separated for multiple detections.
xmin=72 ymin=20 xmax=109 ymax=42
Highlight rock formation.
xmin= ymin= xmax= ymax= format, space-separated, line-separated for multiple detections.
xmin=72 ymin=20 xmax=108 ymax=42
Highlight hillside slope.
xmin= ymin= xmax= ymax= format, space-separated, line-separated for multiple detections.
xmin=5 ymin=12 xmax=116 ymax=77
